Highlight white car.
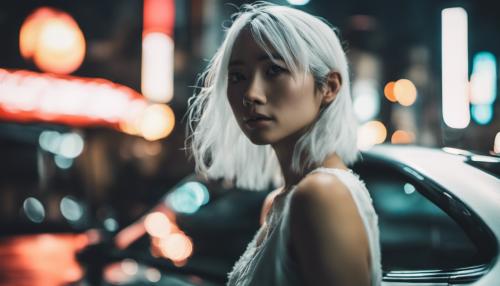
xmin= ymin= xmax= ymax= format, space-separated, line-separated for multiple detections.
xmin=82 ymin=144 xmax=500 ymax=286
xmin=357 ymin=145 xmax=500 ymax=285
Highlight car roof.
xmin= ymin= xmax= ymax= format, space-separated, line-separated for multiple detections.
xmin=366 ymin=145 xmax=499 ymax=193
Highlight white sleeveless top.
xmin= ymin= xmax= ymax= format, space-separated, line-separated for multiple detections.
xmin=227 ymin=167 xmax=382 ymax=286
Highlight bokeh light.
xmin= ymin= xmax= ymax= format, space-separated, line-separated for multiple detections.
xmin=104 ymin=218 xmax=119 ymax=232
xmin=121 ymin=259 xmax=138 ymax=276
xmin=142 ymin=32 xmax=174 ymax=103
xmin=0 ymin=69 xmax=149 ymax=130
xmin=352 ymin=79 xmax=380 ymax=122
xmin=166 ymin=182 xmax=210 ymax=214
xmin=19 ymin=8 xmax=51 ymax=59
xmin=39 ymin=131 xmax=84 ymax=159
xmin=20 ymin=7 xmax=86 ymax=74
xmin=58 ymin=133 xmax=84 ymax=158
xmin=471 ymin=104 xmax=493 ymax=125
xmin=140 ymin=104 xmax=175 ymax=141
xmin=442 ymin=7 xmax=470 ymax=129
xmin=357 ymin=120 xmax=387 ymax=151
xmin=23 ymin=197 xmax=45 ymax=223
xmin=158 ymin=233 xmax=193 ymax=262
xmin=383 ymin=81 xmax=397 ymax=102
xmin=54 ymin=154 xmax=74 ymax=169
xmin=144 ymin=212 xmax=172 ymax=238
xmin=394 ymin=79 xmax=417 ymax=106
xmin=470 ymin=51 xmax=497 ymax=105
xmin=104 ymin=262 xmax=133 ymax=284
xmin=60 ymin=196 xmax=83 ymax=222
xmin=391 ymin=130 xmax=415 ymax=144
xmin=119 ymin=99 xmax=149 ymax=136
xmin=145 ymin=268 xmax=161 ymax=283
xmin=39 ymin=130 xmax=61 ymax=153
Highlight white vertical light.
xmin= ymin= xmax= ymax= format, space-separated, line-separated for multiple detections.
xmin=141 ymin=32 xmax=174 ymax=103
xmin=441 ymin=8 xmax=470 ymax=129
xmin=470 ymin=52 xmax=497 ymax=105
xmin=352 ymin=79 xmax=380 ymax=122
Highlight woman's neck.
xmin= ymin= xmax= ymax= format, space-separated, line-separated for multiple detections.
xmin=273 ymin=145 xmax=302 ymax=190
xmin=272 ymin=142 xmax=348 ymax=191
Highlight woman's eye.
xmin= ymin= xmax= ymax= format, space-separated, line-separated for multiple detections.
xmin=228 ymin=72 xmax=245 ymax=83
xmin=267 ymin=65 xmax=287 ymax=77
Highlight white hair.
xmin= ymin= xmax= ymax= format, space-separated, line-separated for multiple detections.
xmin=186 ymin=2 xmax=359 ymax=190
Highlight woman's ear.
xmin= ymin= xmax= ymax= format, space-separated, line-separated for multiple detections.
xmin=321 ymin=72 xmax=342 ymax=105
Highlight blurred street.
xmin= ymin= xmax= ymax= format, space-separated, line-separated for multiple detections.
xmin=0 ymin=0 xmax=499 ymax=285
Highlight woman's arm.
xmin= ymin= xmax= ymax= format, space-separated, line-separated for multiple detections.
xmin=289 ymin=173 xmax=371 ymax=286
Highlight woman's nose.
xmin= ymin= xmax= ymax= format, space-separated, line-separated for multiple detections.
xmin=243 ymin=74 xmax=267 ymax=105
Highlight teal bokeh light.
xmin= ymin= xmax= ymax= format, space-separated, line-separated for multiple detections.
xmin=471 ymin=104 xmax=493 ymax=125
xmin=166 ymin=182 xmax=210 ymax=214
xmin=471 ymin=51 xmax=497 ymax=104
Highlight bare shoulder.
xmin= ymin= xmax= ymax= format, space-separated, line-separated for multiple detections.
xmin=289 ymin=171 xmax=365 ymax=238
xmin=290 ymin=171 xmax=353 ymax=211
xmin=289 ymin=171 xmax=371 ymax=285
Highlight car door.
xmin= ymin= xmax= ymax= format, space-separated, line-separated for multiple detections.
xmin=353 ymin=154 xmax=496 ymax=285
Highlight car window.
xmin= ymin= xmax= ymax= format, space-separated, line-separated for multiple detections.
xmin=354 ymin=163 xmax=485 ymax=271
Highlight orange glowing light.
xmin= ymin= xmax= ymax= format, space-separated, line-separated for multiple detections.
xmin=384 ymin=81 xmax=397 ymax=102
xmin=119 ymin=99 xmax=149 ymax=136
xmin=158 ymin=233 xmax=193 ymax=262
xmin=140 ymin=104 xmax=175 ymax=141
xmin=144 ymin=212 xmax=172 ymax=238
xmin=357 ymin=120 xmax=387 ymax=151
xmin=0 ymin=234 xmax=86 ymax=285
xmin=104 ymin=262 xmax=134 ymax=284
xmin=391 ymin=130 xmax=415 ymax=144
xmin=19 ymin=8 xmax=52 ymax=59
xmin=119 ymin=120 xmax=140 ymax=136
xmin=394 ymin=79 xmax=417 ymax=106
xmin=19 ymin=7 xmax=86 ymax=75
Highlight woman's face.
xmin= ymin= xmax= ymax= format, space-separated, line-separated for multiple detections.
xmin=227 ymin=29 xmax=323 ymax=146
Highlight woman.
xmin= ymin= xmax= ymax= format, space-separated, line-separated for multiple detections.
xmin=186 ymin=2 xmax=381 ymax=285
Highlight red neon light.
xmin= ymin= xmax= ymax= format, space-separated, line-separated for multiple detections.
xmin=0 ymin=69 xmax=148 ymax=129
xmin=143 ymin=0 xmax=175 ymax=36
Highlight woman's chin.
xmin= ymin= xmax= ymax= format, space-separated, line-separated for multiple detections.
xmin=248 ymin=136 xmax=272 ymax=145
xmin=243 ymin=132 xmax=274 ymax=145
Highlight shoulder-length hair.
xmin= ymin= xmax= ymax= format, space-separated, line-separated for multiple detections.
xmin=186 ymin=2 xmax=359 ymax=190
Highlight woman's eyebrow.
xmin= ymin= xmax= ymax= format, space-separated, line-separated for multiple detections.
xmin=229 ymin=53 xmax=284 ymax=67
xmin=258 ymin=53 xmax=284 ymax=62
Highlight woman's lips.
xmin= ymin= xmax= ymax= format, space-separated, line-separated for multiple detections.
xmin=244 ymin=118 xmax=274 ymax=129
